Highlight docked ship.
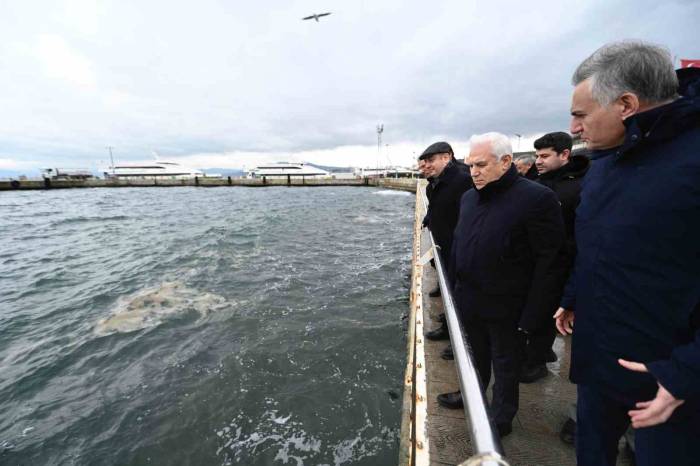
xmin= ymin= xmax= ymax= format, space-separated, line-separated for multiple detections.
xmin=103 ymin=160 xmax=205 ymax=180
xmin=354 ymin=166 xmax=418 ymax=178
xmin=246 ymin=162 xmax=330 ymax=179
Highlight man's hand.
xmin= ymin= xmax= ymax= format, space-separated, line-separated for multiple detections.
xmin=553 ymin=307 xmax=574 ymax=335
xmin=618 ymin=359 xmax=685 ymax=428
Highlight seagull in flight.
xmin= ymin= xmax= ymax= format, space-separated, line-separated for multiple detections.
xmin=302 ymin=12 xmax=331 ymax=22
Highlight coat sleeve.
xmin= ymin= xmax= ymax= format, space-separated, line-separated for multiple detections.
xmin=646 ymin=302 xmax=700 ymax=401
xmin=559 ymin=265 xmax=577 ymax=310
xmin=518 ymin=190 xmax=566 ymax=332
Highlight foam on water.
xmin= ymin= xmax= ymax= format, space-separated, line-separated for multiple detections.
xmin=214 ymin=400 xmax=398 ymax=466
xmin=94 ymin=281 xmax=226 ymax=336
xmin=372 ymin=190 xmax=411 ymax=196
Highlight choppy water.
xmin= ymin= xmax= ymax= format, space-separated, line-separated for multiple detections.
xmin=0 ymin=186 xmax=413 ymax=466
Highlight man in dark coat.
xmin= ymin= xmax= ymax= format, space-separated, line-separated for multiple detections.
xmin=420 ymin=141 xmax=473 ymax=282
xmin=437 ymin=132 xmax=565 ymax=437
xmin=514 ymin=153 xmax=538 ymax=179
xmin=554 ymin=41 xmax=700 ymax=466
xmin=520 ymin=131 xmax=590 ymax=383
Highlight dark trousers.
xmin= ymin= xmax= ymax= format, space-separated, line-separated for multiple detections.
xmin=464 ymin=316 xmax=524 ymax=425
xmin=524 ymin=321 xmax=556 ymax=366
xmin=577 ymin=384 xmax=700 ymax=466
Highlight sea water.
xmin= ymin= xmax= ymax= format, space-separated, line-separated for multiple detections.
xmin=0 ymin=186 xmax=413 ymax=465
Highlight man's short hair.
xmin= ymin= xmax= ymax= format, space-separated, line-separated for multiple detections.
xmin=469 ymin=132 xmax=512 ymax=161
xmin=514 ymin=153 xmax=536 ymax=165
xmin=534 ymin=132 xmax=573 ymax=154
xmin=572 ymin=40 xmax=678 ymax=106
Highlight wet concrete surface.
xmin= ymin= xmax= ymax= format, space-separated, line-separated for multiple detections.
xmin=420 ymin=233 xmax=636 ymax=466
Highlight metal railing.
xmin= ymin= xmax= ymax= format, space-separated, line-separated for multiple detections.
xmin=420 ymin=188 xmax=509 ymax=466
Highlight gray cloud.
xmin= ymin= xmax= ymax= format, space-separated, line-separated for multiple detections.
xmin=0 ymin=0 xmax=698 ymax=171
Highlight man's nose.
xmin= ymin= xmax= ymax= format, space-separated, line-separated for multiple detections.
xmin=570 ymin=119 xmax=582 ymax=135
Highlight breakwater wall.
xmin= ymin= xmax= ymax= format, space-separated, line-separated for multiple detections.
xmin=0 ymin=177 xmax=418 ymax=193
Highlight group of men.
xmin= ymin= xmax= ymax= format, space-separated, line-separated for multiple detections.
xmin=417 ymin=40 xmax=700 ymax=466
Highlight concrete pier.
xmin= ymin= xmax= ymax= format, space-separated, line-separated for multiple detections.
xmin=0 ymin=177 xmax=418 ymax=192
xmin=401 ymin=183 xmax=635 ymax=466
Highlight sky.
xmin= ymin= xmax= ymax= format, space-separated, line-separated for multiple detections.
xmin=0 ymin=0 xmax=698 ymax=175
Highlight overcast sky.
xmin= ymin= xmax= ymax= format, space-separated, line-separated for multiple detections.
xmin=1 ymin=0 xmax=698 ymax=174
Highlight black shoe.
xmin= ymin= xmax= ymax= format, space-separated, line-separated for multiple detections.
xmin=426 ymin=324 xmax=449 ymax=341
xmin=496 ymin=422 xmax=512 ymax=438
xmin=428 ymin=286 xmax=441 ymax=297
xmin=437 ymin=391 xmax=463 ymax=409
xmin=546 ymin=349 xmax=558 ymax=363
xmin=441 ymin=345 xmax=454 ymax=360
xmin=520 ymin=364 xmax=548 ymax=383
xmin=560 ymin=418 xmax=576 ymax=445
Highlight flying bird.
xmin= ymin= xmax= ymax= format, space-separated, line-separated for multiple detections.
xmin=302 ymin=12 xmax=331 ymax=22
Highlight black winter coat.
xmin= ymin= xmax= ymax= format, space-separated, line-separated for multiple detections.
xmin=536 ymin=154 xmax=590 ymax=270
xmin=562 ymin=70 xmax=700 ymax=403
xmin=450 ymin=165 xmax=565 ymax=332
xmin=424 ymin=161 xmax=473 ymax=262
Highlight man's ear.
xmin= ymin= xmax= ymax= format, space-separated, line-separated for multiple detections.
xmin=501 ymin=154 xmax=513 ymax=167
xmin=560 ymin=149 xmax=571 ymax=161
xmin=618 ymin=92 xmax=640 ymax=120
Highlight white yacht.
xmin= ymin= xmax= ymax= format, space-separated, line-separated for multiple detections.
xmin=246 ymin=162 xmax=330 ymax=179
xmin=103 ymin=160 xmax=205 ymax=180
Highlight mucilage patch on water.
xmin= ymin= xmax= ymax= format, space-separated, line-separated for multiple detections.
xmin=94 ymin=281 xmax=226 ymax=336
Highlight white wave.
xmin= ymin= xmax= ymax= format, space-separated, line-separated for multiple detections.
xmin=94 ymin=281 xmax=226 ymax=336
xmin=351 ymin=216 xmax=381 ymax=224
xmin=372 ymin=190 xmax=411 ymax=196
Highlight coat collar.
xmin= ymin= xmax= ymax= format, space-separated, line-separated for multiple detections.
xmin=476 ymin=164 xmax=519 ymax=199
xmin=538 ymin=154 xmax=590 ymax=181
xmin=431 ymin=160 xmax=459 ymax=188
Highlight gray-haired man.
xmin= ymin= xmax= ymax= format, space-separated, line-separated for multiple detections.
xmin=555 ymin=41 xmax=700 ymax=466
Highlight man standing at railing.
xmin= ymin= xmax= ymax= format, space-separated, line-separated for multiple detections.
xmin=419 ymin=142 xmax=473 ymax=297
xmin=438 ymin=132 xmax=565 ymax=438
xmin=554 ymin=41 xmax=700 ymax=466
xmin=520 ymin=131 xmax=589 ymax=384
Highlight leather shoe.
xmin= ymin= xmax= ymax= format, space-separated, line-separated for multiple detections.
xmin=546 ymin=349 xmax=558 ymax=363
xmin=437 ymin=391 xmax=463 ymax=409
xmin=428 ymin=286 xmax=441 ymax=297
xmin=496 ymin=422 xmax=512 ymax=438
xmin=426 ymin=324 xmax=449 ymax=341
xmin=560 ymin=418 xmax=576 ymax=445
xmin=520 ymin=364 xmax=548 ymax=383
xmin=441 ymin=345 xmax=453 ymax=360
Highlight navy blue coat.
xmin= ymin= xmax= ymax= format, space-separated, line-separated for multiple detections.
xmin=563 ymin=72 xmax=700 ymax=403
xmin=424 ymin=161 xmax=473 ymax=262
xmin=450 ymin=165 xmax=565 ymax=332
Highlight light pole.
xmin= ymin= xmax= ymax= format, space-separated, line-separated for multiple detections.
xmin=514 ymin=133 xmax=522 ymax=152
xmin=376 ymin=124 xmax=383 ymax=177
